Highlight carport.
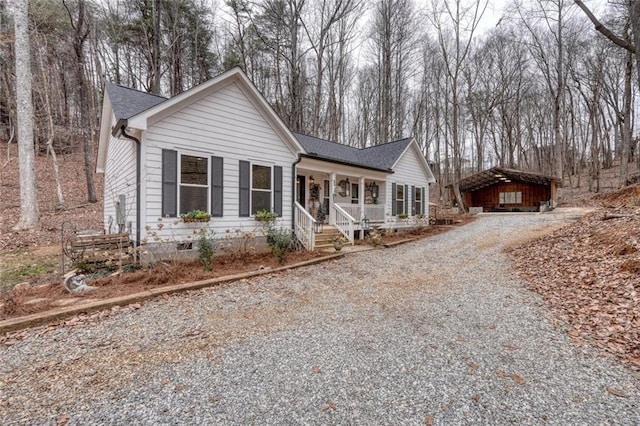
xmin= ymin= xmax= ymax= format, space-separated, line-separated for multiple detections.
xmin=450 ymin=167 xmax=561 ymax=212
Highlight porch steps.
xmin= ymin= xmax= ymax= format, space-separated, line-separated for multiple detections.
xmin=314 ymin=225 xmax=341 ymax=249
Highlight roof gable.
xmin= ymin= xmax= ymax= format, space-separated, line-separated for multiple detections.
xmin=360 ymin=138 xmax=412 ymax=170
xmin=294 ymin=133 xmax=416 ymax=172
xmin=97 ymin=68 xmax=305 ymax=172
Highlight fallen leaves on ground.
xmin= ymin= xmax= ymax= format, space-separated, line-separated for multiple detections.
xmin=509 ymin=185 xmax=640 ymax=368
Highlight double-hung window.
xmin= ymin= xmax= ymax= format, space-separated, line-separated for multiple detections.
xmin=162 ymin=149 xmax=223 ymax=218
xmin=251 ymin=164 xmax=272 ymax=214
xmin=179 ymin=154 xmax=208 ymax=215
xmin=396 ymin=184 xmax=405 ymax=215
xmin=351 ymin=183 xmax=359 ymax=204
xmin=415 ymin=187 xmax=422 ymax=215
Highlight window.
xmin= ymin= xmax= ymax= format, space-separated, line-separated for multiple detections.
xmin=415 ymin=187 xmax=422 ymax=215
xmin=323 ymin=179 xmax=330 ymax=216
xmin=396 ymin=184 xmax=405 ymax=215
xmin=499 ymin=191 xmax=522 ymax=204
xmin=179 ymin=155 xmax=208 ymax=215
xmin=251 ymin=164 xmax=272 ymax=214
xmin=162 ymin=150 xmax=223 ymax=218
xmin=351 ymin=183 xmax=359 ymax=204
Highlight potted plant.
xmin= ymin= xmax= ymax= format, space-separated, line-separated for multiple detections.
xmin=316 ymin=204 xmax=326 ymax=223
xmin=181 ymin=209 xmax=211 ymax=223
xmin=254 ymin=209 xmax=277 ymax=223
xmin=398 ymin=212 xmax=409 ymax=220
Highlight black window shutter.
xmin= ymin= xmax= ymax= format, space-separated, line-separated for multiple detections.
xmin=422 ymin=187 xmax=426 ymax=215
xmin=274 ymin=166 xmax=283 ymax=216
xmin=411 ymin=185 xmax=416 ymax=215
xmin=404 ymin=184 xmax=409 ymax=215
xmin=211 ymin=156 xmax=223 ymax=217
xmin=162 ymin=149 xmax=177 ymax=217
xmin=392 ymin=183 xmax=397 ymax=216
xmin=239 ymin=160 xmax=250 ymax=217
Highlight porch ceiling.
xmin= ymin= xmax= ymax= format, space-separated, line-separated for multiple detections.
xmin=450 ymin=167 xmax=561 ymax=192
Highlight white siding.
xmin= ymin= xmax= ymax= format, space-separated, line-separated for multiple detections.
xmin=103 ymin=116 xmax=137 ymax=237
xmin=141 ymin=81 xmax=296 ymax=243
xmin=385 ymin=145 xmax=431 ymax=217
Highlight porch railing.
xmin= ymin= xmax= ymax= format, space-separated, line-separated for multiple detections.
xmin=337 ymin=203 xmax=385 ymax=223
xmin=294 ymin=201 xmax=316 ymax=250
xmin=364 ymin=204 xmax=385 ymax=222
xmin=333 ymin=204 xmax=355 ymax=244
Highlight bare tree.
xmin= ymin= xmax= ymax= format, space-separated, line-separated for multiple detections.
xmin=430 ymin=0 xmax=488 ymax=211
xmin=13 ymin=0 xmax=39 ymax=230
xmin=63 ymin=0 xmax=97 ymax=203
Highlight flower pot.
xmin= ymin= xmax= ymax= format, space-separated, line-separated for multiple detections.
xmin=182 ymin=217 xmax=210 ymax=223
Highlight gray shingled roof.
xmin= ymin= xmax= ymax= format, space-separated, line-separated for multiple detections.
xmin=294 ymin=132 xmax=411 ymax=172
xmin=104 ymin=81 xmax=413 ymax=172
xmin=105 ymin=82 xmax=167 ymax=120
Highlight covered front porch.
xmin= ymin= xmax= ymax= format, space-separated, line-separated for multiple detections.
xmin=293 ymin=158 xmax=390 ymax=250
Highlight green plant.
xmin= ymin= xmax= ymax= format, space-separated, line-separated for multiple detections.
xmin=255 ymin=209 xmax=277 ymax=222
xmin=197 ymin=230 xmax=216 ymax=271
xmin=266 ymin=227 xmax=292 ymax=264
xmin=316 ymin=204 xmax=326 ymax=222
xmin=398 ymin=212 xmax=409 ymax=219
xmin=180 ymin=210 xmax=211 ymax=222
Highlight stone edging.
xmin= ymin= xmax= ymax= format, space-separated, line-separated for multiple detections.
xmin=0 ymin=253 xmax=345 ymax=334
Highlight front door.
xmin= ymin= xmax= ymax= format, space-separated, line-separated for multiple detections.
xmin=296 ymin=175 xmax=306 ymax=208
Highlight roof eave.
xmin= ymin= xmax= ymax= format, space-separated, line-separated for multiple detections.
xmin=300 ymin=153 xmax=392 ymax=173
xmin=96 ymin=93 xmax=114 ymax=174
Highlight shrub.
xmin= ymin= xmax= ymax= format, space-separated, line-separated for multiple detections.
xmin=266 ymin=227 xmax=293 ymax=264
xmin=369 ymin=230 xmax=383 ymax=247
xmin=197 ymin=230 xmax=216 ymax=271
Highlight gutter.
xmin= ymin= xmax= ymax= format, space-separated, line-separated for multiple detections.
xmin=118 ymin=124 xmax=142 ymax=247
xmin=299 ymin=153 xmax=392 ymax=174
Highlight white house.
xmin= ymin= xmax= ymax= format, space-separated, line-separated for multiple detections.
xmin=97 ymin=67 xmax=435 ymax=251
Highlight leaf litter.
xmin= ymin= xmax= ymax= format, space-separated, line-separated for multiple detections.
xmin=509 ymin=184 xmax=640 ymax=369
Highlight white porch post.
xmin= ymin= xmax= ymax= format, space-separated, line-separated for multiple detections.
xmin=358 ymin=176 xmax=365 ymax=239
xmin=359 ymin=176 xmax=365 ymax=238
xmin=329 ymin=172 xmax=336 ymax=225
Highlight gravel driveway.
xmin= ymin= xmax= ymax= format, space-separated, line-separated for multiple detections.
xmin=2 ymin=209 xmax=639 ymax=425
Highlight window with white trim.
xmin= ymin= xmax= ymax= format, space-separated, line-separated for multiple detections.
xmin=499 ymin=191 xmax=522 ymax=204
xmin=351 ymin=183 xmax=359 ymax=204
xmin=251 ymin=164 xmax=272 ymax=214
xmin=415 ymin=187 xmax=422 ymax=215
xmin=179 ymin=154 xmax=208 ymax=214
xmin=396 ymin=184 xmax=405 ymax=215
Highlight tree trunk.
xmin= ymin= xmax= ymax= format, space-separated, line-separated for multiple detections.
xmin=65 ymin=0 xmax=97 ymax=203
xmin=620 ymin=49 xmax=632 ymax=187
xmin=13 ymin=0 xmax=39 ymax=230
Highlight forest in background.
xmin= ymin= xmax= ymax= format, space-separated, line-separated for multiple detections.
xmin=1 ymin=0 xmax=639 ymax=207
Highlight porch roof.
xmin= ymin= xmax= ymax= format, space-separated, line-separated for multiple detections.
xmin=294 ymin=132 xmax=412 ymax=173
